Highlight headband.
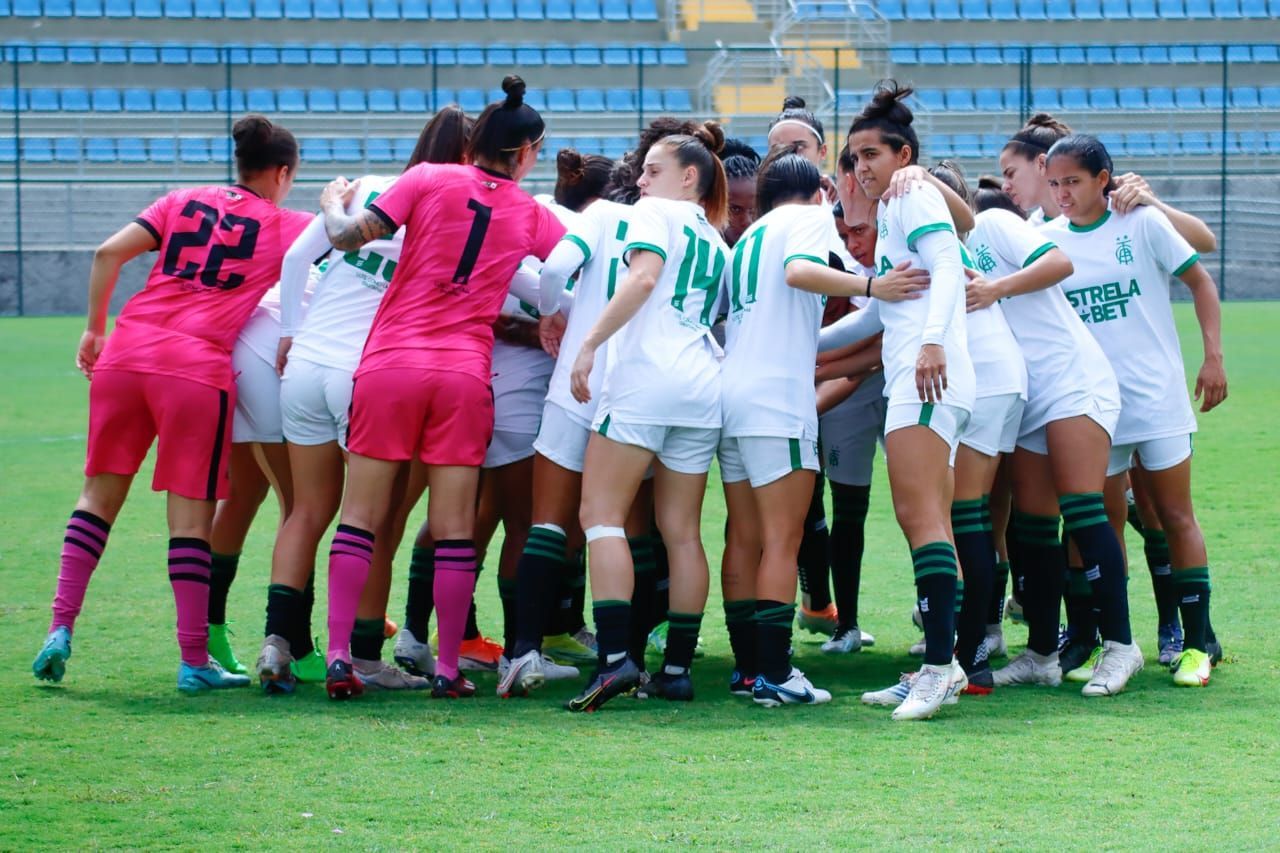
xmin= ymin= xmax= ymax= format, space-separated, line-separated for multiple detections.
xmin=1010 ymin=132 xmax=1051 ymax=152
xmin=500 ymin=129 xmax=546 ymax=152
xmin=771 ymin=118 xmax=825 ymax=146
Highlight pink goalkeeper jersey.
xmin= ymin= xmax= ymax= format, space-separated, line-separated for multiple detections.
xmin=96 ymin=185 xmax=314 ymax=390
xmin=357 ymin=163 xmax=565 ymax=383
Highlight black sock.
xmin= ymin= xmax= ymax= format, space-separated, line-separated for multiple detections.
xmin=798 ymin=476 xmax=832 ymax=611
xmin=593 ymin=599 xmax=630 ymax=668
xmin=292 ymin=571 xmax=316 ymax=658
xmin=568 ymin=548 xmax=587 ymax=635
xmin=351 ymin=617 xmax=386 ymax=661
xmin=1065 ymin=564 xmax=1100 ymax=644
xmin=830 ymin=483 xmax=869 ymax=629
xmin=550 ymin=552 xmax=586 ymax=636
xmin=627 ymin=537 xmax=657 ymax=667
xmin=208 ymin=551 xmax=239 ymax=625
xmin=1006 ymin=513 xmax=1026 ymax=606
xmin=513 ymin=525 xmax=567 ymax=657
xmin=1060 ymin=493 xmax=1131 ymax=645
xmin=1012 ymin=512 xmax=1065 ymax=656
xmin=953 ymin=498 xmax=994 ymax=673
xmin=1174 ymin=566 xmax=1211 ymax=652
xmin=464 ymin=594 xmax=480 ymax=641
xmin=264 ymin=583 xmax=303 ymax=646
xmin=1143 ymin=528 xmax=1179 ymax=627
xmin=404 ymin=545 xmax=434 ymax=640
xmin=1125 ymin=494 xmax=1145 ymax=535
xmin=664 ymin=610 xmax=703 ymax=672
xmin=912 ymin=542 xmax=959 ymax=667
xmin=723 ymin=598 xmax=757 ymax=677
xmin=989 ymin=559 xmax=1010 ymax=624
xmin=651 ymin=532 xmax=670 ymax=629
xmin=498 ymin=577 xmax=518 ymax=655
xmin=755 ymin=600 xmax=795 ymax=683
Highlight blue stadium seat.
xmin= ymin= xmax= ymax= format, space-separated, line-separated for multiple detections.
xmin=522 ymin=89 xmax=546 ymax=111
xmin=1058 ymin=45 xmax=1085 ymax=63
xmin=918 ymin=43 xmax=945 ymax=64
xmin=1230 ymin=86 xmax=1259 ymax=108
xmin=606 ymin=88 xmax=635 ymax=111
xmin=1253 ymin=45 xmax=1279 ymax=63
xmin=36 ymin=43 xmax=66 ymax=64
xmin=332 ymin=138 xmax=362 ymax=162
xmin=934 ymin=0 xmax=961 ymax=18
xmin=945 ymin=88 xmax=975 ymax=110
xmin=1226 ymin=45 xmax=1251 ymax=62
xmin=904 ymin=0 xmax=931 ymax=17
xmin=946 ymin=44 xmax=974 ymax=63
xmin=459 ymin=0 xmax=484 ymax=18
xmin=1195 ymin=44 xmax=1223 ymax=62
xmin=430 ymin=0 xmax=455 ymax=15
xmin=877 ymin=0 xmax=904 ymax=17
xmin=312 ymin=0 xmax=339 ymax=16
xmin=1184 ymin=0 xmax=1211 ymax=12
xmin=631 ymin=0 xmax=656 ymax=17
xmin=1097 ymin=132 xmax=1125 ymax=156
xmin=12 ymin=0 xmax=39 ymax=12
xmin=75 ymin=0 xmax=103 ymax=13
xmin=915 ymin=89 xmax=945 ymax=110
xmin=1118 ymin=87 xmax=1146 ymax=108
xmin=456 ymin=43 xmax=484 ymax=65
xmin=256 ymin=0 xmax=282 ymax=13
xmin=515 ymin=44 xmax=544 ymax=65
xmin=1114 ymin=45 xmax=1142 ymax=63
xmin=953 ymin=134 xmax=984 ymax=157
xmin=1129 ymin=0 xmax=1156 ymax=14
xmin=1046 ymin=0 xmax=1071 ymax=15
xmin=246 ymin=88 xmax=274 ymax=111
xmin=340 ymin=43 xmax=367 ymax=64
xmin=301 ymin=138 xmax=331 ymax=161
xmin=126 ymin=42 xmax=157 ymax=63
xmin=601 ymin=137 xmax=628 ymax=159
xmin=1085 ymin=45 xmax=1113 ymax=63
xmin=283 ymin=0 xmax=309 ymax=14
xmin=574 ymin=0 xmax=601 ymax=18
xmin=1239 ymin=0 xmax=1264 ymax=12
xmin=156 ymin=42 xmax=187 ymax=63
xmin=92 ymin=88 xmax=122 ymax=111
xmin=250 ymin=44 xmax=278 ymax=64
xmin=1031 ymin=87 xmax=1059 ymax=110
xmin=1030 ymin=43 xmax=1057 ymax=63
xmin=310 ymin=43 xmax=338 ymax=63
xmin=61 ymin=88 xmax=90 ymax=110
xmin=659 ymin=45 xmax=687 ymax=65
xmin=30 ymin=88 xmax=59 ymax=111
xmin=396 ymin=43 xmax=426 ymax=65
xmin=122 ymin=88 xmax=153 ymax=110
xmin=602 ymin=42 xmax=631 ymax=65
xmin=1259 ymin=86 xmax=1280 ymax=108
xmin=1238 ymin=130 xmax=1264 ymax=152
xmin=1074 ymin=0 xmax=1102 ymax=13
xmin=184 ymin=88 xmax=214 ymax=111
xmin=164 ymin=0 xmax=193 ymax=15
xmin=1061 ymin=87 xmax=1088 ymax=109
xmin=401 ymin=0 xmax=426 ymax=15
xmin=574 ymin=44 xmax=602 ymax=65
xmin=989 ymin=0 xmax=1017 ymax=16
xmin=366 ymin=138 xmax=395 ymax=162
xmin=1089 ymin=87 xmax=1118 ymax=108
xmin=361 ymin=88 xmax=393 ymax=112
xmin=547 ymin=87 xmax=575 ymax=110
xmin=194 ymin=0 xmax=222 ymax=14
xmin=46 ymin=0 xmax=73 ymax=15
xmin=23 ymin=138 xmax=54 ymax=163
xmin=335 ymin=89 xmax=364 ymax=111
xmin=544 ymin=136 xmax=573 ymax=158
xmin=225 ymin=0 xmax=250 ymax=14
xmin=0 ymin=137 xmax=14 ymax=164
xmin=1142 ymin=45 xmax=1170 ymax=63
xmin=634 ymin=44 xmax=659 ymax=64
xmin=145 ymin=137 xmax=174 ymax=163
xmin=1147 ymin=87 xmax=1175 ymax=109
xmin=974 ymin=87 xmax=1004 ymax=110
xmin=544 ymin=43 xmax=573 ymax=65
xmin=0 ymin=89 xmax=28 ymax=111
xmin=1019 ymin=0 xmax=1047 ymax=17
xmin=490 ymin=0 xmax=515 ymax=16
xmin=215 ymin=88 xmax=246 ymax=112
xmin=104 ymin=0 xmax=131 ymax=13
xmin=1157 ymin=0 xmax=1184 ymax=13
xmin=1151 ymin=133 xmax=1178 ymax=156
xmin=342 ymin=0 xmax=369 ymax=15
xmin=391 ymin=137 xmax=415 ymax=160
xmin=1268 ymin=131 xmax=1280 ymax=154
xmin=370 ymin=0 xmax=397 ymax=15
xmin=577 ymin=89 xmax=606 ymax=111
xmin=663 ymin=88 xmax=692 ymax=111
xmin=179 ymin=138 xmax=210 ymax=163
xmin=271 ymin=43 xmax=303 ymax=63
xmin=889 ymin=45 xmax=916 ymax=64
xmin=486 ymin=43 xmax=514 ymax=65
xmin=515 ymin=0 xmax=542 ymax=16
xmin=118 ymin=137 xmax=148 ymax=162
xmin=308 ymin=88 xmax=337 ymax=111
xmin=602 ymin=0 xmax=626 ymax=17
xmin=1203 ymin=87 xmax=1225 ymax=109
xmin=640 ymin=87 xmax=663 ymax=112
xmin=1167 ymin=45 xmax=1194 ymax=63
xmin=50 ymin=137 xmax=79 ymax=162
xmin=546 ymin=0 xmax=571 ymax=16
xmin=980 ymin=133 xmax=1004 ymax=156
xmin=1126 ymin=132 xmax=1155 ymax=155
xmin=973 ymin=42 xmax=1003 ymax=63
xmin=457 ymin=88 xmax=486 ymax=112
xmin=136 ymin=0 xmax=162 ymax=12
xmin=958 ymin=0 xmax=989 ymax=15
xmin=1100 ymin=0 xmax=1127 ymax=14
xmin=398 ymin=88 xmax=427 ymax=111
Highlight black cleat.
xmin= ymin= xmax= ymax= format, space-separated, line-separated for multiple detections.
xmin=728 ymin=670 xmax=756 ymax=697
xmin=1058 ymin=640 xmax=1097 ymax=676
xmin=431 ymin=673 xmax=476 ymax=699
xmin=635 ymin=669 xmax=694 ymax=701
xmin=325 ymin=659 xmax=364 ymax=701
xmin=566 ymin=657 xmax=641 ymax=713
xmin=1206 ymin=638 xmax=1224 ymax=666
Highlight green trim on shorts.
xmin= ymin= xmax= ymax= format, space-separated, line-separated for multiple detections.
xmin=1022 ymin=242 xmax=1056 ymax=267
xmin=917 ymin=402 xmax=935 ymax=427
xmin=788 ymin=438 xmax=802 ymax=470
xmin=562 ymin=233 xmax=592 ymax=263
xmin=906 ymin=222 xmax=954 ymax=250
xmin=624 ymin=242 xmax=667 ymax=262
xmin=598 ymin=414 xmax=611 ymax=437
xmin=1173 ymin=253 xmax=1200 ymax=277
xmin=783 ymin=253 xmax=827 ymax=268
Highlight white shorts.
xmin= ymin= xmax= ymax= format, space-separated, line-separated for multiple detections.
xmin=594 ymin=415 xmax=720 ymax=475
xmin=1017 ymin=394 xmax=1120 ymax=456
xmin=280 ymin=357 xmax=354 ymax=447
xmin=494 ymin=382 xmax=550 ymax=436
xmin=819 ymin=379 xmax=886 ymax=487
xmin=533 ymin=401 xmax=592 ymax=474
xmin=884 ymin=401 xmax=969 ymax=467
xmin=718 ymin=435 xmax=820 ymax=488
xmin=1107 ymin=433 xmax=1193 ymax=477
xmin=484 ymin=429 xmax=537 ymax=469
xmin=960 ymin=393 xmax=1025 ymax=457
xmin=231 ymin=340 xmax=282 ymax=444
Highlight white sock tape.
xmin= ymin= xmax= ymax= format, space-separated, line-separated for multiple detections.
xmin=584 ymin=525 xmax=627 ymax=543
xmin=532 ymin=522 xmax=567 ymax=537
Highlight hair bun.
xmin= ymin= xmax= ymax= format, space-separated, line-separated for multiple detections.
xmin=782 ymin=95 xmax=806 ymax=110
xmin=977 ymin=175 xmax=1002 ymax=190
xmin=693 ymin=121 xmax=725 ymax=156
xmin=232 ymin=113 xmax=273 ymax=148
xmin=501 ymin=75 xmax=527 ymax=109
xmin=556 ymin=147 xmax=586 ymax=184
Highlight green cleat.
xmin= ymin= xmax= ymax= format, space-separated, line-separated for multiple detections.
xmin=207 ymin=623 xmax=247 ymax=675
xmin=291 ymin=645 xmax=327 ymax=683
xmin=1172 ymin=648 xmax=1212 ymax=687
xmin=33 ymin=626 xmax=72 ymax=683
xmin=1064 ymin=645 xmax=1102 ymax=683
xmin=647 ymin=621 xmax=669 ymax=654
xmin=542 ymin=632 xmax=597 ymax=666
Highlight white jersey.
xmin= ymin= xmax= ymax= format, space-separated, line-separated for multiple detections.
xmin=596 ymin=197 xmax=728 ymax=429
xmin=544 ymin=198 xmax=634 ymax=425
xmin=1042 ymin=204 xmax=1200 ymax=443
xmin=289 ymin=175 xmax=401 ymax=372
xmin=872 ymin=184 xmax=975 ymax=413
xmin=957 ymin=239 xmax=1028 ymax=400
xmin=491 ymin=292 xmax=554 ymax=432
xmin=238 ymin=277 xmax=314 ymax=365
xmin=721 ymin=203 xmax=829 ymax=439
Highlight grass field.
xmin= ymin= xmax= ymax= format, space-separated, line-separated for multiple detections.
xmin=2 ymin=304 xmax=1278 ymax=850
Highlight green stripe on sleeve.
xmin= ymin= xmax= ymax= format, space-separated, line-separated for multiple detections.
xmin=906 ymin=222 xmax=954 ymax=250
xmin=563 ymin=233 xmax=592 ymax=263
xmin=783 ymin=253 xmax=827 ymax=268
xmin=1173 ymin=253 xmax=1200 ymax=277
xmin=623 ymin=242 xmax=667 ymax=262
xmin=1022 ymin=242 xmax=1056 ymax=267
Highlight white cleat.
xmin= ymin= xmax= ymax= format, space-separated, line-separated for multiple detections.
xmin=993 ymin=650 xmax=1063 ymax=687
xmin=1082 ymin=640 xmax=1144 ymax=697
xmin=821 ymin=625 xmax=863 ymax=655
xmin=539 ymin=653 xmax=580 ymax=681
xmin=752 ymin=667 xmax=832 ymax=707
xmin=891 ymin=660 xmax=967 ymax=721
xmin=353 ymin=657 xmax=430 ymax=690
xmin=392 ymin=627 xmax=436 ymax=677
xmin=909 ymin=639 xmax=927 ymax=657
xmin=255 ymin=634 xmax=296 ymax=694
xmin=858 ymin=628 xmax=876 ymax=647
xmin=984 ymin=625 xmax=1007 ymax=658
xmin=1005 ymin=596 xmax=1025 ymax=625
xmin=862 ymin=669 xmax=960 ymax=707
xmin=496 ymin=649 xmax=545 ymax=697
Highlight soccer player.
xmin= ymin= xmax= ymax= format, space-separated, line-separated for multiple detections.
xmin=32 ymin=115 xmax=312 ymax=693
xmin=313 ymin=77 xmax=565 ymax=700
xmin=820 ymin=84 xmax=975 ymax=720
xmin=720 ymin=138 xmax=760 ymax=248
xmin=1040 ymin=134 xmax=1226 ymax=689
xmin=562 ymin=123 xmax=730 ymax=711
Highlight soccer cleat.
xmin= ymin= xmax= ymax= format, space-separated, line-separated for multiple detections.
xmin=383 ymin=617 xmax=398 ymax=639
xmin=1206 ymin=638 xmax=1224 ymax=666
xmin=635 ymin=669 xmax=694 ymax=701
xmin=496 ymin=649 xmax=545 ymax=698
xmin=325 ymin=658 xmax=365 ymax=701
xmin=891 ymin=660 xmax=967 ymax=721
xmin=1081 ymin=641 xmax=1144 ymax=697
xmin=909 ymin=639 xmax=927 ymax=657
xmin=353 ymin=657 xmax=430 ymax=690
xmin=753 ymin=667 xmax=832 ymax=708
xmin=1064 ymin=645 xmax=1102 ymax=683
xmin=1157 ymin=622 xmax=1184 ymax=667
xmin=728 ymin=671 xmax=756 ymax=697
xmin=207 ymin=623 xmax=247 ymax=675
xmin=540 ymin=654 xmax=579 ymax=681
xmin=1005 ymin=596 xmax=1025 ymax=625
xmin=858 ymin=627 xmax=876 ymax=647
xmin=431 ymin=673 xmax=476 ymax=698
xmin=392 ymin=627 xmax=436 ymax=677
xmin=962 ymin=665 xmax=994 ymax=695
xmin=572 ymin=626 xmax=597 ymax=651
xmin=458 ymin=635 xmax=503 ymax=672
xmin=177 ymin=658 xmax=252 ymax=694
xmin=256 ymin=634 xmax=297 ymax=695
xmin=1171 ymin=648 xmax=1212 ymax=687
xmin=993 ymin=650 xmax=1063 ymax=687
xmin=798 ymin=603 xmax=839 ymax=635
xmin=542 ymin=632 xmax=598 ymax=666
xmin=33 ymin=626 xmax=72 ymax=683
xmin=647 ymin=621 xmax=668 ymax=654
xmin=862 ymin=671 xmax=961 ymax=707
xmin=821 ymin=625 xmax=863 ymax=654
xmin=290 ymin=646 xmax=327 ymax=683
xmin=984 ymin=625 xmax=1007 ymax=658
xmin=566 ymin=657 xmax=641 ymax=713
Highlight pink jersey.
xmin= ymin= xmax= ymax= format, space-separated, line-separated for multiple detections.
xmin=95 ymin=185 xmax=313 ymax=390
xmin=357 ymin=163 xmax=565 ymax=383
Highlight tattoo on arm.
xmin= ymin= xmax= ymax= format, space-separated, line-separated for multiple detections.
xmin=325 ymin=208 xmax=393 ymax=251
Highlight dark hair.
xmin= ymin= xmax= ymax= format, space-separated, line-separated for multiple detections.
xmin=836 ymin=142 xmax=856 ymax=174
xmin=467 ymin=75 xmax=545 ymax=172
xmin=928 ymin=159 xmax=972 ymax=209
xmin=848 ymin=81 xmax=919 ymax=165
xmin=769 ymin=95 xmax=825 ymax=146
xmin=655 ymin=121 xmax=729 ymax=227
xmin=604 ymin=116 xmax=701 ymax=204
xmin=721 ymin=137 xmax=761 ymax=165
xmin=406 ymin=104 xmax=472 ymax=169
xmin=1046 ymin=133 xmax=1117 ymax=195
xmin=722 ymin=137 xmax=761 ymax=182
xmin=755 ymin=144 xmax=820 ymax=215
xmin=1003 ymin=112 xmax=1072 ymax=162
xmin=554 ymin=148 xmax=613 ymax=211
xmin=232 ymin=114 xmax=298 ymax=177
xmin=973 ymin=175 xmax=1025 ymax=217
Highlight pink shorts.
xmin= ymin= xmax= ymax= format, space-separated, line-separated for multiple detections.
xmin=85 ymin=368 xmax=233 ymax=500
xmin=346 ymin=368 xmax=494 ymax=467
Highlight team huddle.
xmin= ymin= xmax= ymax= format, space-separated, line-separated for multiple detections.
xmin=31 ymin=74 xmax=1228 ymax=721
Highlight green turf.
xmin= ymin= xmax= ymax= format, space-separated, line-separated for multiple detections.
xmin=2 ymin=305 xmax=1278 ymax=849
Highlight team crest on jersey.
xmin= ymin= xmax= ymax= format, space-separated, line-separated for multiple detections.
xmin=1115 ymin=235 xmax=1134 ymax=266
xmin=878 ymin=217 xmax=888 ymax=239
xmin=974 ymin=244 xmax=997 ymax=274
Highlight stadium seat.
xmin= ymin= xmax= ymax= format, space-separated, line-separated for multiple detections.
xmin=546 ymin=87 xmax=575 ymax=111
xmin=1204 ymin=87 xmax=1225 ymax=109
xmin=178 ymin=138 xmax=210 ymax=163
xmin=398 ymin=88 xmax=427 ymax=111
xmin=1129 ymin=0 xmax=1157 ymax=14
xmin=973 ymin=43 xmax=1003 ymax=63
xmin=457 ymin=88 xmax=486 ymax=112
xmin=959 ymin=0 xmax=989 ymax=15
xmin=11 ymin=0 xmax=39 ymax=12
xmin=1151 ymin=133 xmax=1178 ymax=156
xmin=515 ymin=0 xmax=543 ymax=16
xmin=30 ymin=88 xmax=59 ymax=111
xmin=367 ymin=137 xmax=395 ymax=162
xmin=357 ymin=88 xmax=392 ymax=112
xmin=312 ymin=0 xmax=339 ymax=15
xmin=1147 ymin=87 xmax=1175 ymax=109
xmin=128 ymin=42 xmax=159 ymax=63
xmin=185 ymin=88 xmax=214 ymax=111
xmin=1231 ymin=86 xmax=1259 ymax=108
xmin=61 ymin=88 xmax=90 ymax=110
xmin=602 ymin=137 xmax=629 ymax=159
xmin=430 ymin=0 xmax=456 ymax=16
xmin=455 ymin=43 xmax=484 ymax=65
xmin=310 ymin=43 xmax=338 ymax=64
xmin=1085 ymin=45 xmax=1113 ymax=63
xmin=989 ymin=0 xmax=1017 ymax=16
xmin=640 ymin=87 xmax=663 ymax=112
xmin=301 ymin=139 xmax=331 ymax=161
xmin=545 ymin=43 xmax=573 ymax=65
xmin=148 ymin=137 xmax=176 ymax=162
xmin=256 ymin=0 xmax=283 ymax=13
xmin=577 ymin=89 xmax=606 ymax=111
xmin=945 ymin=88 xmax=975 ymax=110
xmin=1089 ymin=87 xmax=1118 ymax=109
xmin=602 ymin=0 xmax=626 ymax=17
xmin=342 ymin=0 xmax=369 ymax=15
xmin=215 ymin=88 xmax=246 ymax=112
xmin=36 ymin=43 xmax=66 ymax=64
xmin=153 ymin=88 xmax=183 ymax=110
xmin=1114 ymin=45 xmax=1142 ymax=64
xmin=1157 ymin=0 xmax=1185 ymax=13
xmin=309 ymin=88 xmax=338 ymax=111
xmin=1019 ymin=0 xmax=1047 ymax=18
xmin=393 ymin=43 xmax=424 ymax=65
xmin=915 ymin=89 xmax=945 ymax=110
xmin=459 ymin=0 xmax=484 ymax=18
xmin=104 ymin=0 xmax=131 ymax=14
xmin=1057 ymin=45 xmax=1085 ymax=64
xmin=1126 ymin=132 xmax=1155 ymax=155
xmin=1030 ymin=43 xmax=1057 ymax=63
xmin=339 ymin=43 xmax=367 ymax=64
xmin=157 ymin=42 xmax=187 ymax=63
xmin=74 ymin=0 xmax=104 ymax=13
xmin=1118 ymin=86 xmax=1146 ymax=109
xmin=0 ymin=138 xmax=16 ymax=164
xmin=904 ymin=0 xmax=931 ymax=17
xmin=573 ymin=44 xmax=602 ymax=65
xmin=1260 ymin=86 xmax=1280 ymax=108
xmin=23 ymin=138 xmax=55 ymax=164
xmin=1061 ymin=87 xmax=1089 ymax=110
xmin=1100 ymin=0 xmax=1127 ymax=15
xmin=401 ymin=0 xmax=427 ymax=15
xmin=606 ymin=88 xmax=636 ymax=111
xmin=918 ymin=43 xmax=945 ymax=64
xmin=515 ymin=44 xmax=544 ymax=65
xmin=190 ymin=42 xmax=220 ymax=63
xmin=490 ymin=0 xmax=515 ymax=16
xmin=332 ymin=138 xmax=362 ymax=162
xmin=92 ymin=88 xmax=122 ymax=111
xmin=1167 ymin=44 xmax=1195 ymax=62
xmin=663 ymin=88 xmax=692 ymax=111
xmin=1031 ymin=87 xmax=1059 ymax=110
xmin=659 ymin=45 xmax=687 ymax=65
xmin=118 ymin=137 xmax=148 ymax=163
xmin=631 ymin=0 xmax=657 ymax=18
xmin=0 ymin=89 xmax=29 ymax=111
xmin=46 ymin=0 xmax=73 ymax=14
xmin=934 ymin=0 xmax=962 ymax=18
xmin=164 ymin=0 xmax=194 ymax=16
xmin=134 ymin=0 xmax=161 ymax=13
xmin=1253 ymin=45 xmax=1279 ymax=63
xmin=486 ymin=43 xmax=514 ymax=65
xmin=602 ymin=42 xmax=631 ymax=65
xmin=245 ymin=88 xmax=274 ymax=111
xmin=1074 ymin=0 xmax=1103 ymax=14
xmin=250 ymin=44 xmax=278 ymax=64
xmin=392 ymin=137 xmax=415 ymax=160
xmin=1142 ymin=45 xmax=1170 ymax=63
xmin=980 ymin=133 xmax=1004 ymax=156
xmin=889 ymin=45 xmax=916 ymax=65
xmin=1240 ymin=0 xmax=1264 ymax=13
xmin=1184 ymin=0 xmax=1212 ymax=12
xmin=975 ymin=87 xmax=1004 ymax=110
xmin=194 ymin=0 xmax=222 ymax=14
xmin=1046 ymin=0 xmax=1071 ymax=15
xmin=878 ymin=0 xmax=904 ymax=17
xmin=946 ymin=44 xmax=974 ymax=64
xmin=574 ymin=0 xmax=601 ymax=18
xmin=1226 ymin=45 xmax=1252 ymax=62
xmin=546 ymin=0 xmax=572 ymax=16
xmin=225 ymin=0 xmax=251 ymax=14
xmin=1195 ymin=44 xmax=1223 ymax=62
